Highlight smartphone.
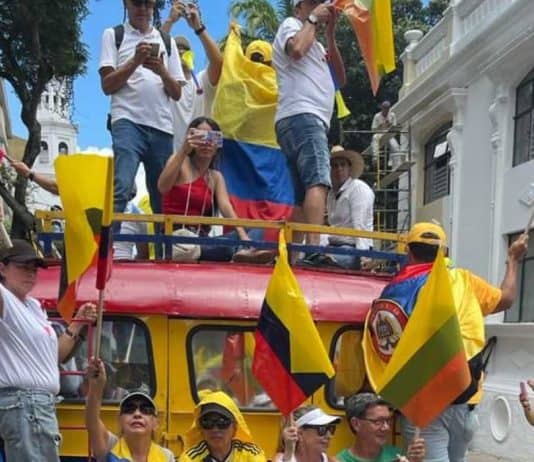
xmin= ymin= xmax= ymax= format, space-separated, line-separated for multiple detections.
xmin=193 ymin=129 xmax=223 ymax=148
xmin=149 ymin=42 xmax=160 ymax=58
xmin=521 ymin=381 xmax=528 ymax=395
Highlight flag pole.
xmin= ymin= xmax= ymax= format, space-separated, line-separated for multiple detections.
xmin=287 ymin=412 xmax=296 ymax=459
xmin=524 ymin=208 xmax=534 ymax=236
xmin=94 ymin=289 xmax=105 ymax=359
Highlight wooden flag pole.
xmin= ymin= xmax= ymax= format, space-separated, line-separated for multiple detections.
xmin=94 ymin=289 xmax=105 ymax=359
xmin=287 ymin=412 xmax=296 ymax=460
xmin=524 ymin=208 xmax=534 ymax=236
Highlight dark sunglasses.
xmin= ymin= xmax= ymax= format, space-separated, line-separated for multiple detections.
xmin=302 ymin=424 xmax=337 ymax=436
xmin=199 ymin=416 xmax=232 ymax=430
xmin=130 ymin=0 xmax=156 ymax=7
xmin=120 ymin=401 xmax=156 ymax=416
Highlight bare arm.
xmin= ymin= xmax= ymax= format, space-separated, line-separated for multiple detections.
xmin=325 ymin=8 xmax=346 ymax=88
xmin=58 ymin=303 xmax=97 ymax=363
xmin=286 ymin=4 xmax=331 ymax=60
xmin=85 ymin=358 xmax=111 ymax=459
xmin=213 ymin=172 xmax=248 ymax=240
xmin=494 ymin=233 xmax=529 ymax=313
xmin=10 ymin=160 xmax=59 ymax=195
xmin=157 ymin=149 xmax=188 ymax=194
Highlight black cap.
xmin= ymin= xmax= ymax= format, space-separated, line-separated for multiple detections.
xmin=0 ymin=239 xmax=47 ymax=268
xmin=199 ymin=403 xmax=234 ymax=421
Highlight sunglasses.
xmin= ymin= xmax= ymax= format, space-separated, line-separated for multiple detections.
xmin=302 ymin=424 xmax=337 ymax=436
xmin=120 ymin=401 xmax=156 ymax=416
xmin=130 ymin=0 xmax=156 ymax=7
xmin=199 ymin=416 xmax=233 ymax=430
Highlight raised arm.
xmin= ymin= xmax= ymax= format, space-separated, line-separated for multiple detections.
xmin=85 ymin=357 xmax=112 ymax=459
xmin=58 ymin=303 xmax=97 ymax=363
xmin=286 ymin=3 xmax=331 ymax=60
xmin=325 ymin=7 xmax=346 ymax=88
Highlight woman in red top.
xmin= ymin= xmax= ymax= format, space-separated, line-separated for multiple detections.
xmin=158 ymin=117 xmax=263 ymax=261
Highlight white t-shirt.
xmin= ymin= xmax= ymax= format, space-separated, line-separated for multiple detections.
xmin=114 ymin=202 xmax=148 ymax=259
xmin=372 ymin=110 xmax=397 ymax=131
xmin=0 ymin=284 xmax=59 ymax=394
xmin=98 ymin=432 xmax=175 ymax=462
xmin=273 ymin=17 xmax=335 ymax=127
xmin=171 ymin=69 xmax=217 ymax=151
xmin=327 ymin=178 xmax=375 ymax=250
xmin=99 ymin=22 xmax=185 ymax=135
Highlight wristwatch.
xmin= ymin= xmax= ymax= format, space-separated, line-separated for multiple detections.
xmin=307 ymin=13 xmax=318 ymax=26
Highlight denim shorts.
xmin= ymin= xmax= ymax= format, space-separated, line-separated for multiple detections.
xmin=275 ymin=113 xmax=332 ymax=205
xmin=0 ymin=388 xmax=61 ymax=462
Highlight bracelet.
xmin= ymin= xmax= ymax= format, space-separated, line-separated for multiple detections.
xmin=28 ymin=172 xmax=35 ymax=182
xmin=64 ymin=327 xmax=79 ymax=340
xmin=194 ymin=24 xmax=206 ymax=35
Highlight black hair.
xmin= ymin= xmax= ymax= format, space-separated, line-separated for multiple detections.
xmin=187 ymin=116 xmax=223 ymax=169
xmin=407 ymin=242 xmax=439 ymax=262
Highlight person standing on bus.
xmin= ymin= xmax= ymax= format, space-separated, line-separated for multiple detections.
xmin=180 ymin=390 xmax=266 ymax=462
xmin=0 ymin=240 xmax=96 ymax=462
xmin=85 ymin=357 xmax=175 ymax=462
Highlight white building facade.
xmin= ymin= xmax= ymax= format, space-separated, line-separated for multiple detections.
xmin=30 ymin=78 xmax=78 ymax=211
xmin=394 ymin=0 xmax=534 ymax=459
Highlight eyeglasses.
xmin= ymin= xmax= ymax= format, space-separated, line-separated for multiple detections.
xmin=360 ymin=416 xmax=393 ymax=427
xmin=302 ymin=424 xmax=337 ymax=436
xmin=120 ymin=402 xmax=156 ymax=416
xmin=199 ymin=416 xmax=233 ymax=430
xmin=130 ymin=0 xmax=156 ymax=8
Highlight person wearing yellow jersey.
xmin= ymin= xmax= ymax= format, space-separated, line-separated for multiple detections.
xmin=180 ymin=391 xmax=265 ymax=462
xmin=363 ymin=222 xmax=528 ymax=462
xmin=85 ymin=357 xmax=175 ymax=462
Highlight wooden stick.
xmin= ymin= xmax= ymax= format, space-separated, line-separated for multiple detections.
xmin=93 ymin=290 xmax=105 ymax=359
xmin=524 ymin=208 xmax=534 ymax=236
xmin=287 ymin=412 xmax=296 ymax=460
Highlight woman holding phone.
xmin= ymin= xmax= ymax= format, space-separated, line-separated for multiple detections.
xmin=158 ymin=116 xmax=268 ymax=262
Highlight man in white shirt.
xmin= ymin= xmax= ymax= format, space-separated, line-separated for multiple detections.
xmin=161 ymin=0 xmax=223 ymax=151
xmin=371 ymin=100 xmax=399 ymax=164
xmin=99 ymin=0 xmax=185 ymax=220
xmin=326 ymin=146 xmax=374 ymax=269
xmin=273 ymin=0 xmax=346 ymax=248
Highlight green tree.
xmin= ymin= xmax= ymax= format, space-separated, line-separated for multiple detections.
xmin=0 ymin=0 xmax=88 ymax=237
xmin=228 ymin=0 xmax=448 ymax=149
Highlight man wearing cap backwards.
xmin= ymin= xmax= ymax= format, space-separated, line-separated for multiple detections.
xmin=180 ymin=390 xmax=265 ymax=462
xmin=161 ymin=1 xmax=223 ymax=151
xmin=85 ymin=357 xmax=175 ymax=461
xmin=322 ymin=146 xmax=374 ymax=269
xmin=273 ymin=0 xmax=346 ymax=249
xmin=337 ymin=393 xmax=425 ymax=462
xmin=99 ymin=0 xmax=184 ymax=219
xmin=275 ymin=405 xmax=340 ymax=462
xmin=0 ymin=240 xmax=97 ymax=462
xmin=363 ymin=223 xmax=528 ymax=462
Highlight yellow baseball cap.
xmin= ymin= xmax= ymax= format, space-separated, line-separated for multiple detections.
xmin=406 ymin=222 xmax=447 ymax=246
xmin=245 ymin=40 xmax=273 ymax=64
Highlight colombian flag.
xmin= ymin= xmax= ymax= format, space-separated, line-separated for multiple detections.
xmin=363 ymin=248 xmax=470 ymax=427
xmin=55 ymin=154 xmax=114 ymax=320
xmin=252 ymin=232 xmax=335 ymax=415
xmin=334 ymin=0 xmax=396 ymax=95
xmin=213 ymin=25 xmax=294 ymax=231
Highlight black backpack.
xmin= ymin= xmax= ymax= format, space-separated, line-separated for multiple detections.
xmin=453 ymin=336 xmax=497 ymax=404
xmin=106 ymin=24 xmax=173 ymax=131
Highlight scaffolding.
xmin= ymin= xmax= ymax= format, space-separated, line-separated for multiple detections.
xmin=340 ymin=124 xmax=414 ymax=236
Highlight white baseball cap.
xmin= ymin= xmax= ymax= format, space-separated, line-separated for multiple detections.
xmin=295 ymin=408 xmax=341 ymax=427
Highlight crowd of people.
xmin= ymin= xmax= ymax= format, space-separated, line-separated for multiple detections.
xmin=1 ymin=0 xmax=533 ymax=461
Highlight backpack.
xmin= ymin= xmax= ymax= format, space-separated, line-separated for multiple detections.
xmin=106 ymin=24 xmax=173 ymax=131
xmin=453 ymin=336 xmax=497 ymax=404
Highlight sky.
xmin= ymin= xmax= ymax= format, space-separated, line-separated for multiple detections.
xmin=5 ymin=0 xmax=239 ymax=151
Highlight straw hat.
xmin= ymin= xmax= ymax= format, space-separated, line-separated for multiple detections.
xmin=330 ymin=145 xmax=364 ymax=178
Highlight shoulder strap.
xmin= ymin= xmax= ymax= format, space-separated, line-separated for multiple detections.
xmin=158 ymin=28 xmax=172 ymax=56
xmin=113 ymin=24 xmax=125 ymax=50
xmin=480 ymin=335 xmax=497 ymax=373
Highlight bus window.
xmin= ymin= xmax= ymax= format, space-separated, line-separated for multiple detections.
xmin=328 ymin=327 xmax=367 ymax=408
xmin=188 ymin=327 xmax=275 ymax=410
xmin=52 ymin=317 xmax=155 ymax=403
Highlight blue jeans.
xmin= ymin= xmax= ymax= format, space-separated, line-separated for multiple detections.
xmin=0 ymin=389 xmax=61 ymax=462
xmin=275 ymin=113 xmax=331 ymax=205
xmin=111 ymin=118 xmax=173 ymax=221
xmin=401 ymin=404 xmax=479 ymax=462
xmin=200 ymin=228 xmax=264 ymax=261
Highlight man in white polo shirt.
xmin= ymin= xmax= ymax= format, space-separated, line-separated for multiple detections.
xmin=273 ymin=0 xmax=346 ymax=250
xmin=99 ymin=0 xmax=185 ymax=219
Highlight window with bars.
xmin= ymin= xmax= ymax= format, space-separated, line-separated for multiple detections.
xmin=39 ymin=141 xmax=49 ymax=164
xmin=513 ymin=69 xmax=534 ymax=166
xmin=424 ymin=122 xmax=452 ymax=204
xmin=505 ymin=230 xmax=534 ymax=322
